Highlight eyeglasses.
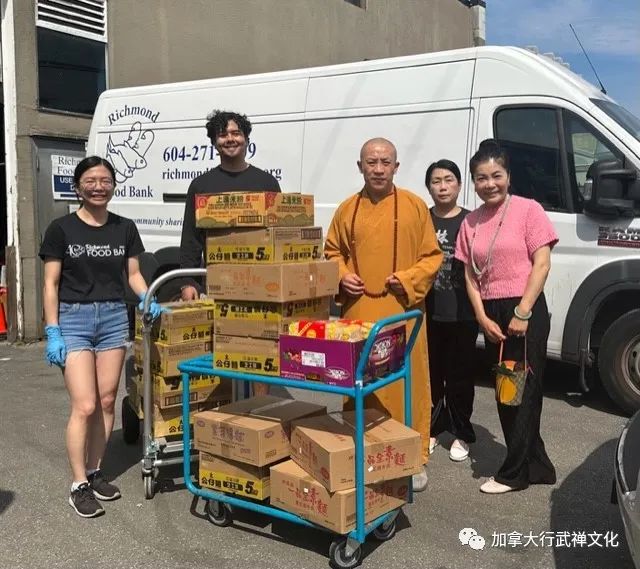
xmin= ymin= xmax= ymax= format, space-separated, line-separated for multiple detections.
xmin=80 ymin=178 xmax=115 ymax=189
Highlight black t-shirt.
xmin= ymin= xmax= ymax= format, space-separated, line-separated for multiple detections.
xmin=179 ymin=165 xmax=281 ymax=289
xmin=39 ymin=212 xmax=145 ymax=302
xmin=426 ymin=208 xmax=475 ymax=322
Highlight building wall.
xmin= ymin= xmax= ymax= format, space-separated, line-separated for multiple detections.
xmin=7 ymin=0 xmax=475 ymax=340
xmin=7 ymin=0 xmax=90 ymax=341
xmin=108 ymin=0 xmax=473 ymax=87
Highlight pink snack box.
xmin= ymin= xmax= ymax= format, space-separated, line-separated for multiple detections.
xmin=279 ymin=323 xmax=406 ymax=387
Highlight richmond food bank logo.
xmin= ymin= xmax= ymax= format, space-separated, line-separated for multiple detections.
xmin=106 ymin=105 xmax=159 ymax=184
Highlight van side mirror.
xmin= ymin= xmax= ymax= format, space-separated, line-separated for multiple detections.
xmin=583 ymin=159 xmax=639 ymax=218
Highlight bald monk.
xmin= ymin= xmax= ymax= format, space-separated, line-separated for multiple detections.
xmin=324 ymin=138 xmax=443 ymax=492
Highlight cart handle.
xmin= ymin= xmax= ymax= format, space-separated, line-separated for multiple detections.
xmin=140 ymin=268 xmax=207 ymax=326
xmin=355 ymin=309 xmax=423 ymax=384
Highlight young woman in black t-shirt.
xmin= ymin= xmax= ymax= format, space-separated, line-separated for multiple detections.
xmin=39 ymin=156 xmax=163 ymax=518
xmin=425 ymin=159 xmax=479 ymax=463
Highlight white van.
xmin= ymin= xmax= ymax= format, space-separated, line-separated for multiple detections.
xmin=87 ymin=45 xmax=640 ymax=413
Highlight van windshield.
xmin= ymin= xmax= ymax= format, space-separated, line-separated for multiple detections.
xmin=592 ymin=99 xmax=640 ymax=142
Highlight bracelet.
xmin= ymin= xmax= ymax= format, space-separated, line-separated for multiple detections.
xmin=513 ymin=305 xmax=532 ymax=321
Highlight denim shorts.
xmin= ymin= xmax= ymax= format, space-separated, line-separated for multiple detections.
xmin=58 ymin=301 xmax=129 ymax=353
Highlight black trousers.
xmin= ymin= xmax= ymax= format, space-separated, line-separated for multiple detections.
xmin=428 ymin=319 xmax=479 ymax=443
xmin=483 ymin=294 xmax=556 ymax=489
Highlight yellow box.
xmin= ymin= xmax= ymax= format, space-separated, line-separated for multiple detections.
xmin=214 ymin=335 xmax=280 ymax=376
xmin=199 ymin=453 xmax=271 ymax=500
xmin=205 ymin=226 xmax=323 ymax=265
xmin=135 ymin=300 xmax=215 ymax=344
xmin=195 ymin=192 xmax=314 ymax=228
xmin=213 ymin=297 xmax=331 ymax=340
xmin=134 ymin=339 xmax=212 ymax=377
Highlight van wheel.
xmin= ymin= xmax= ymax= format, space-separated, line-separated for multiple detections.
xmin=598 ymin=309 xmax=640 ymax=415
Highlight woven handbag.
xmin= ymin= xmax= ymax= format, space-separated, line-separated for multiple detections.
xmin=494 ymin=338 xmax=528 ymax=406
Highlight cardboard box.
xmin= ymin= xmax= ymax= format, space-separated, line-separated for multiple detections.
xmin=199 ymin=452 xmax=271 ymax=500
xmin=280 ymin=323 xmax=406 ymax=387
xmin=135 ymin=300 xmax=215 ymax=344
xmin=289 ymin=409 xmax=422 ymax=492
xmin=195 ymin=192 xmax=314 ymax=228
xmin=154 ymin=377 xmax=232 ymax=409
xmin=127 ymin=380 xmax=231 ymax=438
xmin=206 ymin=260 xmax=339 ymax=302
xmin=206 ymin=227 xmax=323 ymax=265
xmin=214 ymin=335 xmax=280 ymax=376
xmin=270 ymin=460 xmax=409 ymax=534
xmin=213 ymin=297 xmax=331 ymax=340
xmin=134 ymin=339 xmax=212 ymax=377
xmin=193 ymin=395 xmax=327 ymax=466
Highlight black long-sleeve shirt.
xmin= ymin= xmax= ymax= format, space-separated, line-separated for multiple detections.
xmin=179 ymin=165 xmax=281 ymax=291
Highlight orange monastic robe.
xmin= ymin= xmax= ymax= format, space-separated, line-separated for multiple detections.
xmin=324 ymin=188 xmax=443 ymax=464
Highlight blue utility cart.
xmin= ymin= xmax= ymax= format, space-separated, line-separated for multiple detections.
xmin=178 ymin=309 xmax=423 ymax=569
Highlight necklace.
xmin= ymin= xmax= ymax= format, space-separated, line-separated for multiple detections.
xmin=349 ymin=186 xmax=398 ymax=298
xmin=470 ymin=194 xmax=511 ymax=282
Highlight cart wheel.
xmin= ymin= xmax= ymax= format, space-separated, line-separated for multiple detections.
xmin=329 ymin=538 xmax=362 ymax=569
xmin=205 ymin=500 xmax=233 ymax=527
xmin=143 ymin=473 xmax=156 ymax=500
xmin=121 ymin=396 xmax=140 ymax=445
xmin=372 ymin=519 xmax=397 ymax=541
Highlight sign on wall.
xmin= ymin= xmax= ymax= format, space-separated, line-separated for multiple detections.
xmin=51 ymin=154 xmax=82 ymax=200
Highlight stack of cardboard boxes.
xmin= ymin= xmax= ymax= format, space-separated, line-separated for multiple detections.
xmin=129 ymin=301 xmax=232 ymax=437
xmin=269 ymin=409 xmax=422 ymax=534
xmin=196 ymin=191 xmax=339 ymax=380
xmin=193 ymin=395 xmax=326 ymax=500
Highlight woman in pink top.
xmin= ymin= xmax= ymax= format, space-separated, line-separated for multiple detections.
xmin=455 ymin=139 xmax=558 ymax=494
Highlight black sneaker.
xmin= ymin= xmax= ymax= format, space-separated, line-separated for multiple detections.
xmin=69 ymin=483 xmax=104 ymax=518
xmin=88 ymin=471 xmax=121 ymax=501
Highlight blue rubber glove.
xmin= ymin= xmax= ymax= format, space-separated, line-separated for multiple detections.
xmin=44 ymin=324 xmax=67 ymax=368
xmin=138 ymin=292 xmax=168 ymax=321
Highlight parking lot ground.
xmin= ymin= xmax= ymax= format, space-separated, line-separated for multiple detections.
xmin=0 ymin=342 xmax=634 ymax=569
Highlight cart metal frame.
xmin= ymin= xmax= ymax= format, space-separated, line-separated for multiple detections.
xmin=178 ymin=309 xmax=423 ymax=568
xmin=134 ymin=268 xmax=208 ymax=498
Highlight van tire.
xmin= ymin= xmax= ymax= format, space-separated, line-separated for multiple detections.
xmin=598 ymin=309 xmax=640 ymax=416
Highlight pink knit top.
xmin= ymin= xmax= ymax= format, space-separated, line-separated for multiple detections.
xmin=455 ymin=195 xmax=558 ymax=300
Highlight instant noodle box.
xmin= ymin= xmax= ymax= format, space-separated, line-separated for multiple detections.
xmin=213 ymin=297 xmax=330 ymax=340
xmin=199 ymin=452 xmax=272 ymax=500
xmin=289 ymin=409 xmax=422 ymax=492
xmin=279 ymin=322 xmax=406 ymax=387
xmin=206 ymin=260 xmax=339 ymax=302
xmin=214 ymin=335 xmax=280 ymax=376
xmin=270 ymin=459 xmax=409 ymax=535
xmin=193 ymin=395 xmax=326 ymax=466
xmin=195 ymin=192 xmax=314 ymax=228
xmin=134 ymin=338 xmax=212 ymax=377
xmin=127 ymin=380 xmax=231 ymax=439
xmin=205 ymin=227 xmax=323 ymax=265
xmin=135 ymin=300 xmax=215 ymax=344
xmin=153 ymin=377 xmax=232 ymax=410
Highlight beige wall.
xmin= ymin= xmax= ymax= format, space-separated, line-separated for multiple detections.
xmin=9 ymin=0 xmax=90 ymax=340
xmin=108 ymin=0 xmax=473 ymax=88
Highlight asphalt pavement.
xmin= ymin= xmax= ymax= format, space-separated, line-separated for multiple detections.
xmin=0 ymin=342 xmax=634 ymax=569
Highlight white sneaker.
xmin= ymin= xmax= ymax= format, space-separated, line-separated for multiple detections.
xmin=479 ymin=477 xmax=516 ymax=494
xmin=449 ymin=439 xmax=469 ymax=462
xmin=429 ymin=437 xmax=439 ymax=455
xmin=412 ymin=466 xmax=428 ymax=492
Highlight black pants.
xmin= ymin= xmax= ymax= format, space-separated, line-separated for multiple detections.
xmin=483 ymin=294 xmax=556 ymax=489
xmin=428 ymin=319 xmax=479 ymax=443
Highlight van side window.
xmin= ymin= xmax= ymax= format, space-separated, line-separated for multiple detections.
xmin=495 ymin=107 xmax=565 ymax=211
xmin=563 ymin=110 xmax=623 ymax=204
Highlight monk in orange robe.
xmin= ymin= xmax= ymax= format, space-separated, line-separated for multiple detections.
xmin=324 ymin=138 xmax=443 ymax=491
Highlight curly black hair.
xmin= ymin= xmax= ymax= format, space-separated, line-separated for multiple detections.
xmin=205 ymin=110 xmax=252 ymax=143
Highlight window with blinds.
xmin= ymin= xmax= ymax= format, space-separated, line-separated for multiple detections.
xmin=36 ymin=0 xmax=107 ymax=114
